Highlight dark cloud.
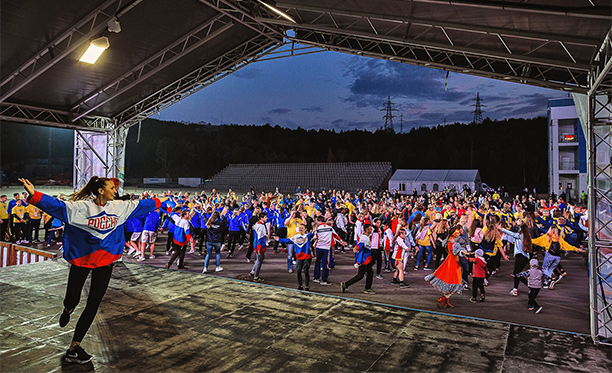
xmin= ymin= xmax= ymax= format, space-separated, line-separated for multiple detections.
xmin=232 ymin=67 xmax=264 ymax=79
xmin=269 ymin=108 xmax=292 ymax=115
xmin=301 ymin=106 xmax=324 ymax=112
xmin=343 ymin=59 xmax=472 ymax=108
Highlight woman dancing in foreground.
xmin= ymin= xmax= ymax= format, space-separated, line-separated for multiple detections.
xmin=19 ymin=177 xmax=163 ymax=364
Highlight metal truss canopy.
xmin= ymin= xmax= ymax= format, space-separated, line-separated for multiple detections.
xmin=2 ymin=0 xmax=612 ymax=345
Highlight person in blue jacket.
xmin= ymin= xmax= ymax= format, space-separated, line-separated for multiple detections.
xmin=19 ymin=177 xmax=164 ymax=365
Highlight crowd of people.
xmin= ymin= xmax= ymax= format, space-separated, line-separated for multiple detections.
xmin=5 ymin=180 xmax=589 ymax=364
xmin=117 ymin=186 xmax=587 ymax=304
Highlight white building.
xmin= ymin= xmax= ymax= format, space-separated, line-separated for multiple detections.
xmin=389 ymin=169 xmax=481 ymax=195
xmin=548 ymin=98 xmax=587 ymax=202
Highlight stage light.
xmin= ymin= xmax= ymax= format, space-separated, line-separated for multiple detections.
xmin=79 ymin=37 xmax=110 ymax=64
xmin=257 ymin=0 xmax=296 ymax=23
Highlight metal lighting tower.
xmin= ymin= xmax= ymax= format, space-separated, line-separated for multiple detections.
xmin=381 ymin=96 xmax=398 ymax=132
xmin=472 ymin=92 xmax=485 ymax=124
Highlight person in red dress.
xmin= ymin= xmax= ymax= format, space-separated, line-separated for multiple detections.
xmin=425 ymin=224 xmax=469 ymax=308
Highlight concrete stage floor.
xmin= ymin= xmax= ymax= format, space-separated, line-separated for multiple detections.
xmin=1 ymin=259 xmax=610 ymax=373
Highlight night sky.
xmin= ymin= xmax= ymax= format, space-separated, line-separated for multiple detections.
xmin=157 ymin=44 xmax=568 ymax=131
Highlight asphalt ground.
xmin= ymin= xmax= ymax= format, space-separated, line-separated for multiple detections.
xmin=1 ymin=259 xmax=610 ymax=373
xmin=34 ymin=231 xmax=591 ymax=335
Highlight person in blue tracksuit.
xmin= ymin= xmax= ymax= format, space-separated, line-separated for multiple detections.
xmin=19 ymin=177 xmax=163 ymax=364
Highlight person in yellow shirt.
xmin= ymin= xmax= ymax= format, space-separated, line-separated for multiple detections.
xmin=0 ymin=195 xmax=9 ymax=241
xmin=26 ymin=203 xmax=43 ymax=242
xmin=531 ymin=226 xmax=584 ymax=288
xmin=414 ymin=216 xmax=434 ymax=270
xmin=11 ymin=199 xmax=27 ymax=244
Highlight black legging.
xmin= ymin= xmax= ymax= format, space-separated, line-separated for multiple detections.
xmin=167 ymin=243 xmax=186 ymax=268
xmin=345 ymin=262 xmax=374 ymax=290
xmin=433 ymin=243 xmax=446 ymax=268
xmin=296 ymin=258 xmax=311 ymax=288
xmin=64 ymin=263 xmax=114 ymax=343
xmin=370 ymin=249 xmax=383 ymax=275
xmin=228 ymin=230 xmax=241 ymax=254
xmin=513 ymin=253 xmax=530 ymax=288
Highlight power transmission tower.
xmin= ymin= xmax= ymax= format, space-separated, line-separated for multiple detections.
xmin=381 ymin=96 xmax=398 ymax=132
xmin=399 ymin=113 xmax=404 ymax=133
xmin=472 ymin=92 xmax=485 ymax=124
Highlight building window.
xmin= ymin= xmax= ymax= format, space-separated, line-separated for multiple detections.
xmin=433 ymin=183 xmax=439 ymax=192
xmin=421 ymin=184 xmax=427 ymax=191
xmin=399 ymin=183 xmax=406 ymax=191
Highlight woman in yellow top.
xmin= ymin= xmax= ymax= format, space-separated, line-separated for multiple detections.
xmin=414 ymin=216 xmax=433 ymax=270
xmin=478 ymin=215 xmax=509 ymax=283
xmin=531 ymin=226 xmax=584 ymax=288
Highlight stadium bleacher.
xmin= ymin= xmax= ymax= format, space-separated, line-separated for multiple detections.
xmin=203 ymin=162 xmax=392 ymax=193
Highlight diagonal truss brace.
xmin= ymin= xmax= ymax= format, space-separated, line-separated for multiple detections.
xmin=0 ymin=102 xmax=113 ymax=131
xmin=113 ymin=33 xmax=282 ymax=129
xmin=587 ymin=25 xmax=612 ymax=346
xmin=71 ymin=14 xmax=234 ymax=121
xmin=0 ymin=0 xmax=124 ymax=103
xmin=287 ymin=27 xmax=590 ymax=92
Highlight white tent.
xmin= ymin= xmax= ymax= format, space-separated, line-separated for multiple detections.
xmin=389 ymin=169 xmax=481 ymax=195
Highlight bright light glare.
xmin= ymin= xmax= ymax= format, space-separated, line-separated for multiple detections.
xmin=79 ymin=37 xmax=109 ymax=64
xmin=257 ymin=1 xmax=296 ymax=23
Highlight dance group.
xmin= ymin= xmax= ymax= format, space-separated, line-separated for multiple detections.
xmin=16 ymin=178 xmax=587 ymax=364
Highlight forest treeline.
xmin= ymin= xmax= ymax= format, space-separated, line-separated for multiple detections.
xmin=124 ymin=117 xmax=548 ymax=192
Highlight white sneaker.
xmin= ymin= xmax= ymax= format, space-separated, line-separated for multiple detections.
xmin=220 ymin=244 xmax=227 ymax=251
xmin=246 ymin=258 xmax=251 ymax=263
xmin=150 ymin=255 xmax=156 ymax=259
xmin=202 ymin=267 xmax=208 ymax=273
xmin=127 ymin=247 xmax=135 ymax=255
xmin=188 ymin=249 xmax=195 ymax=254
xmin=215 ymin=267 xmax=224 ymax=272
xmin=509 ymin=288 xmax=518 ymax=296
xmin=22 ymin=240 xmax=30 ymax=244
xmin=137 ymin=256 xmax=145 ymax=262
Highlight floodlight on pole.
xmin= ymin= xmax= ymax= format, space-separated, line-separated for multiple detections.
xmin=79 ymin=36 xmax=110 ymax=64
xmin=257 ymin=0 xmax=296 ymax=23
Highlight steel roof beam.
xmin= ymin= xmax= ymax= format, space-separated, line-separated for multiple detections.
xmin=261 ymin=18 xmax=591 ymax=72
xmin=71 ymin=15 xmax=234 ymax=121
xmin=288 ymin=29 xmax=589 ymax=92
xmin=113 ymin=33 xmax=280 ymax=128
xmin=0 ymin=102 xmax=113 ymax=131
xmin=278 ymin=0 xmax=611 ymax=20
xmin=0 ymin=0 xmax=126 ymax=104
xmin=274 ymin=3 xmax=601 ymax=47
xmin=198 ymin=0 xmax=285 ymax=43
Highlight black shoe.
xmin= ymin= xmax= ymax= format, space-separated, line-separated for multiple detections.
xmin=63 ymin=345 xmax=93 ymax=364
xmin=59 ymin=308 xmax=72 ymax=327
xmin=399 ymin=282 xmax=410 ymax=288
xmin=305 ymin=287 xmax=310 ymax=291
xmin=480 ymin=294 xmax=486 ymax=302
xmin=391 ymin=278 xmax=399 ymax=284
xmin=177 ymin=266 xmax=187 ymax=270
xmin=298 ymin=286 xmax=304 ymax=290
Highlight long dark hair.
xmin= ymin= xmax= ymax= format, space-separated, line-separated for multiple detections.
xmin=69 ymin=176 xmax=111 ymax=201
xmin=520 ymin=224 xmax=533 ymax=254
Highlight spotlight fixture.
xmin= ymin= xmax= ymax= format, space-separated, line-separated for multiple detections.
xmin=256 ymin=0 xmax=296 ymax=23
xmin=79 ymin=37 xmax=110 ymax=64
xmin=107 ymin=17 xmax=121 ymax=33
